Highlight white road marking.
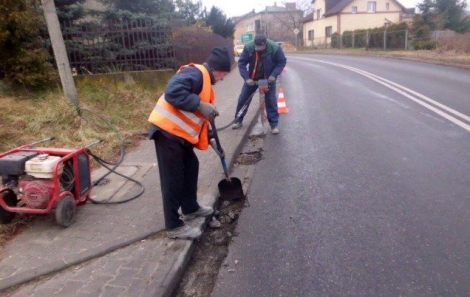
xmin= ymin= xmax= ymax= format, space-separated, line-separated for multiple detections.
xmin=290 ymin=56 xmax=470 ymax=132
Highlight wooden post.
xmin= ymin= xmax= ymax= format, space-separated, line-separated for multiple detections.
xmin=352 ymin=31 xmax=355 ymax=48
xmin=405 ymin=29 xmax=409 ymax=50
xmin=366 ymin=30 xmax=369 ymax=51
xmin=41 ymin=0 xmax=79 ymax=107
xmin=383 ymin=30 xmax=387 ymax=51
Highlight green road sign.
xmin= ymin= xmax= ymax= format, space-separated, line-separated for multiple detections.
xmin=241 ymin=33 xmax=253 ymax=44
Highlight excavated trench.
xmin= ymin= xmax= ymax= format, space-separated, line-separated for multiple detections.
xmin=174 ymin=134 xmax=265 ymax=297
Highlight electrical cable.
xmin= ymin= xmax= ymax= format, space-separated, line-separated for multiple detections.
xmin=79 ymin=108 xmax=147 ymax=204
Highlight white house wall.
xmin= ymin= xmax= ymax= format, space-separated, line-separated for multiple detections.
xmin=303 ymin=0 xmax=404 ymax=46
xmin=341 ymin=0 xmax=402 ymax=32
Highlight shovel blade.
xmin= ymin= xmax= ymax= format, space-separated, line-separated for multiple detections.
xmin=218 ymin=177 xmax=244 ymax=201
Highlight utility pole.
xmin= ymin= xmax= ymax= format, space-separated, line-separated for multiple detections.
xmin=41 ymin=0 xmax=79 ymax=107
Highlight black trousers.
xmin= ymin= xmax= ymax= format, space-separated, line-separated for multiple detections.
xmin=154 ymin=132 xmax=200 ymax=229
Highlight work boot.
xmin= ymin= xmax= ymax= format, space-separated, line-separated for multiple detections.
xmin=232 ymin=121 xmax=242 ymax=129
xmin=183 ymin=205 xmax=214 ymax=221
xmin=167 ymin=225 xmax=202 ymax=240
xmin=271 ymin=126 xmax=279 ymax=135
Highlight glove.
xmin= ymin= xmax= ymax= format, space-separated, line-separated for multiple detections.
xmin=268 ymin=75 xmax=276 ymax=84
xmin=245 ymin=79 xmax=255 ymax=86
xmin=197 ymin=102 xmax=219 ymax=121
xmin=210 ymin=139 xmax=225 ymax=158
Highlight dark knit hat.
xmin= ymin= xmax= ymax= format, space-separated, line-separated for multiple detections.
xmin=206 ymin=47 xmax=231 ymax=72
xmin=254 ymin=34 xmax=267 ymax=51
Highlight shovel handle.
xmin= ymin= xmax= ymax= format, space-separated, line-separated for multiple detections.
xmin=209 ymin=120 xmax=224 ymax=153
xmin=210 ymin=120 xmax=230 ymax=181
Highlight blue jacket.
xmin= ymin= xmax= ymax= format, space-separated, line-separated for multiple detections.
xmin=238 ymin=40 xmax=287 ymax=81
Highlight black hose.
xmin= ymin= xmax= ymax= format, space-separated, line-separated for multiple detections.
xmin=79 ymin=108 xmax=146 ymax=204
xmin=216 ymin=90 xmax=259 ymax=131
xmin=89 ymin=149 xmax=146 ymax=204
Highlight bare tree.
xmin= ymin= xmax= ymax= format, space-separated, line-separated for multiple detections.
xmin=267 ymin=1 xmax=308 ymax=47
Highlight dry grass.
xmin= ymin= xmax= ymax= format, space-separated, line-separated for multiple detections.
xmin=0 ymin=82 xmax=163 ymax=249
xmin=0 ymin=84 xmax=159 ymax=157
xmin=296 ymin=48 xmax=470 ymax=68
xmin=437 ymin=33 xmax=470 ymax=53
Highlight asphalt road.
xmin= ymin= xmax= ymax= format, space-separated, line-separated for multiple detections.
xmin=211 ymin=55 xmax=470 ymax=297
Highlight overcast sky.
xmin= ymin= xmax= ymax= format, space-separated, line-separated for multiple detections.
xmin=200 ymin=0 xmax=422 ymax=18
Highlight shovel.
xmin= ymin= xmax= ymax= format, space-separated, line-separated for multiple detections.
xmin=210 ymin=120 xmax=245 ymax=201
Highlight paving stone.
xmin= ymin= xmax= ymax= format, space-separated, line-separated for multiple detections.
xmin=100 ymin=285 xmax=127 ymax=297
xmin=107 ymin=268 xmax=141 ymax=287
xmin=79 ymin=275 xmax=113 ymax=296
xmin=54 ymin=280 xmax=87 ymax=296
xmin=32 ymin=286 xmax=62 ymax=296
xmin=119 ymin=279 xmax=148 ymax=297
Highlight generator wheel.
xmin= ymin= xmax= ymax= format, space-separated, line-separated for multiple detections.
xmin=55 ymin=195 xmax=76 ymax=228
xmin=0 ymin=190 xmax=18 ymax=224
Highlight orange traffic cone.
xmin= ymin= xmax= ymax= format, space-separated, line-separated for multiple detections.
xmin=277 ymin=88 xmax=289 ymax=114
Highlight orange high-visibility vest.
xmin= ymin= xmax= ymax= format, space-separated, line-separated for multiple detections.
xmin=148 ymin=64 xmax=215 ymax=150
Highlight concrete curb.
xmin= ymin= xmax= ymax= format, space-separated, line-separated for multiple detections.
xmin=157 ymin=108 xmax=262 ymax=297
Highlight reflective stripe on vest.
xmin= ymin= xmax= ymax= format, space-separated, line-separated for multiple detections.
xmin=148 ymin=63 xmax=214 ymax=150
xmin=152 ymin=97 xmax=204 ymax=138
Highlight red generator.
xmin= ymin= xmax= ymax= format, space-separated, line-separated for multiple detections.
xmin=0 ymin=137 xmax=95 ymax=227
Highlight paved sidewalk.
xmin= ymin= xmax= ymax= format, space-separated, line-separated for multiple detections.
xmin=0 ymin=69 xmax=260 ymax=296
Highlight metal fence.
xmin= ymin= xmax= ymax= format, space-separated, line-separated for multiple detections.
xmin=304 ymin=29 xmax=409 ymax=50
xmin=61 ymin=19 xmax=175 ymax=74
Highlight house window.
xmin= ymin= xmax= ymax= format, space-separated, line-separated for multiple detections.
xmin=368 ymin=1 xmax=376 ymax=12
xmin=325 ymin=26 xmax=332 ymax=37
xmin=308 ymin=30 xmax=315 ymax=40
xmin=317 ymin=9 xmax=322 ymax=19
xmin=246 ymin=24 xmax=254 ymax=32
xmin=352 ymin=6 xmax=357 ymax=13
xmin=386 ymin=3 xmax=390 ymax=10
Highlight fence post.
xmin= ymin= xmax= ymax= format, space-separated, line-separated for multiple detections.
xmin=41 ymin=0 xmax=79 ymax=107
xmin=383 ymin=30 xmax=387 ymax=51
xmin=405 ymin=29 xmax=409 ymax=50
xmin=339 ymin=34 xmax=342 ymax=49
xmin=366 ymin=30 xmax=369 ymax=51
xmin=352 ymin=31 xmax=355 ymax=48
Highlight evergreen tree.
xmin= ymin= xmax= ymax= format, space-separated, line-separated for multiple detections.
xmin=98 ymin=0 xmax=175 ymax=18
xmin=175 ymin=0 xmax=201 ymax=24
xmin=55 ymin=0 xmax=86 ymax=24
xmin=0 ymin=0 xmax=57 ymax=89
xmin=414 ymin=0 xmax=469 ymax=33
xmin=204 ymin=6 xmax=234 ymax=38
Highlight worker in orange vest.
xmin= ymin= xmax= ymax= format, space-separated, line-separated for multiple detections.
xmin=148 ymin=47 xmax=231 ymax=240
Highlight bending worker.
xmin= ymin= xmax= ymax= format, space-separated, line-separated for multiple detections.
xmin=148 ymin=47 xmax=231 ymax=240
xmin=232 ymin=34 xmax=287 ymax=134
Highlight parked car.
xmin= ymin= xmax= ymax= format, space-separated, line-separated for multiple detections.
xmin=234 ymin=45 xmax=244 ymax=57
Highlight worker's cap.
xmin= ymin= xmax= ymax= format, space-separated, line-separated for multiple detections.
xmin=206 ymin=47 xmax=231 ymax=72
xmin=254 ymin=34 xmax=267 ymax=51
